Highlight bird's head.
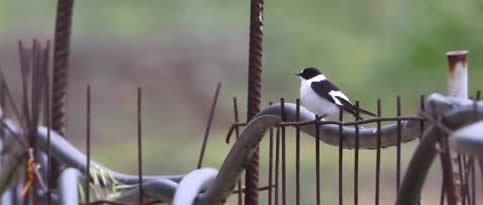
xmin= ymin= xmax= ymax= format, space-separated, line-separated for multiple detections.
xmin=295 ymin=67 xmax=322 ymax=80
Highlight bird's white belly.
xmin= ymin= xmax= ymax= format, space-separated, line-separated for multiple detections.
xmin=300 ymin=85 xmax=339 ymax=116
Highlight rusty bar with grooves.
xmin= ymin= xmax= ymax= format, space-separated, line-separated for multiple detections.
xmin=295 ymin=99 xmax=301 ymax=205
xmin=354 ymin=101 xmax=360 ymax=205
xmin=274 ymin=127 xmax=280 ymax=205
xmin=52 ymin=0 xmax=74 ymax=137
xmin=315 ymin=114 xmax=320 ymax=205
xmin=268 ymin=103 xmax=273 ymax=205
xmin=86 ymin=85 xmax=91 ymax=203
xmin=280 ymin=98 xmax=287 ymax=205
xmin=396 ymin=96 xmax=402 ymax=194
xmin=234 ymin=97 xmax=243 ymax=205
xmin=137 ymin=87 xmax=143 ymax=205
xmin=375 ymin=98 xmax=381 ymax=205
xmin=197 ymin=82 xmax=222 ymax=169
xmin=245 ymin=0 xmax=264 ymax=203
xmin=50 ymin=0 xmax=74 ymax=192
xmin=338 ymin=106 xmax=344 ymax=205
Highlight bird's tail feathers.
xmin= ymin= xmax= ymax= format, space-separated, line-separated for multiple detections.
xmin=358 ymin=107 xmax=376 ymax=117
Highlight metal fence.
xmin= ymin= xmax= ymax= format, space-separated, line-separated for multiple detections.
xmin=0 ymin=0 xmax=482 ymax=205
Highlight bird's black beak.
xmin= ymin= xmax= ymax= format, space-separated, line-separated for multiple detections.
xmin=294 ymin=73 xmax=301 ymax=76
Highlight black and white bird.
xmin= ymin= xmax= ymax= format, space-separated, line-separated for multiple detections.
xmin=296 ymin=67 xmax=376 ymax=120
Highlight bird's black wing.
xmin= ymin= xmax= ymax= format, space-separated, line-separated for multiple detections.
xmin=311 ymin=80 xmax=376 ymax=118
xmin=310 ymin=80 xmax=340 ymax=105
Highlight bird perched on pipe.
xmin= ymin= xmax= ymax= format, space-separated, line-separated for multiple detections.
xmin=296 ymin=67 xmax=376 ymax=120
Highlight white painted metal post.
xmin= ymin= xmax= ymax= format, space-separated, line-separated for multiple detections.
xmin=446 ymin=50 xmax=469 ymax=204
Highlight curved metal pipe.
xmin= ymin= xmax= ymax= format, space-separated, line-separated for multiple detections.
xmin=256 ymin=102 xmax=423 ymax=149
xmin=173 ymin=168 xmax=218 ymax=205
xmin=397 ymin=103 xmax=483 ymax=205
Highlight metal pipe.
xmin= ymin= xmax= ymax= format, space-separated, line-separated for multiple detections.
xmin=173 ymin=168 xmax=218 ymax=205
xmin=447 ymin=50 xmax=469 ymax=204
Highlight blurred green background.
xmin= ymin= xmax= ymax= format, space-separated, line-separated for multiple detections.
xmin=1 ymin=0 xmax=483 ymax=204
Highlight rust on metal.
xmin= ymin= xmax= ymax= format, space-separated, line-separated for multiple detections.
xmin=137 ymin=87 xmax=143 ymax=205
xmin=52 ymin=0 xmax=74 ymax=137
xmin=245 ymin=0 xmax=264 ymax=203
xmin=274 ymin=127 xmax=280 ymax=204
xmin=338 ymin=106 xmax=344 ymax=205
xmin=295 ymin=99 xmax=301 ymax=205
xmin=86 ymin=85 xmax=91 ymax=203
xmin=447 ymin=50 xmax=469 ymax=98
xmin=396 ymin=96 xmax=402 ymax=194
xmin=447 ymin=50 xmax=469 ymax=76
xmin=197 ymin=82 xmax=222 ymax=169
xmin=233 ymin=97 xmax=243 ymax=205
xmin=354 ymin=101 xmax=360 ymax=205
xmin=315 ymin=114 xmax=321 ymax=205
xmin=375 ymin=98 xmax=381 ymax=205
xmin=280 ymin=98 xmax=287 ymax=205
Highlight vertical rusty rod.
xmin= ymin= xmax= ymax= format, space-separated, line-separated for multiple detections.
xmin=234 ymin=97 xmax=243 ymax=205
xmin=245 ymin=0 xmax=264 ymax=203
xmin=338 ymin=106 xmax=344 ymax=205
xmin=52 ymin=0 xmax=74 ymax=137
xmin=280 ymin=98 xmax=287 ymax=205
xmin=85 ymin=85 xmax=91 ymax=203
xmin=274 ymin=127 xmax=280 ymax=205
xmin=315 ymin=115 xmax=321 ymax=205
xmin=295 ymin=99 xmax=301 ymax=205
xmin=396 ymin=96 xmax=402 ymax=194
xmin=354 ymin=101 xmax=360 ymax=205
xmin=45 ymin=67 xmax=52 ymax=205
xmin=51 ymin=0 xmax=74 ymax=191
xmin=375 ymin=98 xmax=381 ymax=205
xmin=197 ymin=82 xmax=222 ymax=169
xmin=447 ymin=50 xmax=469 ymax=204
xmin=268 ymin=102 xmax=273 ymax=205
xmin=470 ymin=158 xmax=475 ymax=205
xmin=137 ymin=87 xmax=143 ymax=205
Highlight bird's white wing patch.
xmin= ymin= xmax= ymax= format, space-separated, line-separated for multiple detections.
xmin=328 ymin=90 xmax=351 ymax=106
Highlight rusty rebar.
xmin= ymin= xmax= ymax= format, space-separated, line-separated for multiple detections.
xmin=137 ymin=87 xmax=143 ymax=205
xmin=315 ymin=114 xmax=320 ymax=205
xmin=295 ymin=99 xmax=301 ymax=205
xmin=274 ymin=127 xmax=280 ymax=205
xmin=86 ymin=85 xmax=91 ymax=203
xmin=245 ymin=0 xmax=264 ymax=203
xmin=338 ymin=106 xmax=344 ymax=205
xmin=51 ymin=0 xmax=74 ymax=192
xmin=268 ymin=121 xmax=273 ymax=205
xmin=354 ymin=101 xmax=360 ymax=205
xmin=52 ymin=0 xmax=74 ymax=137
xmin=234 ymin=97 xmax=243 ymax=205
xmin=396 ymin=96 xmax=402 ymax=194
xmin=280 ymin=98 xmax=287 ymax=205
xmin=375 ymin=98 xmax=381 ymax=205
xmin=197 ymin=82 xmax=221 ymax=169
